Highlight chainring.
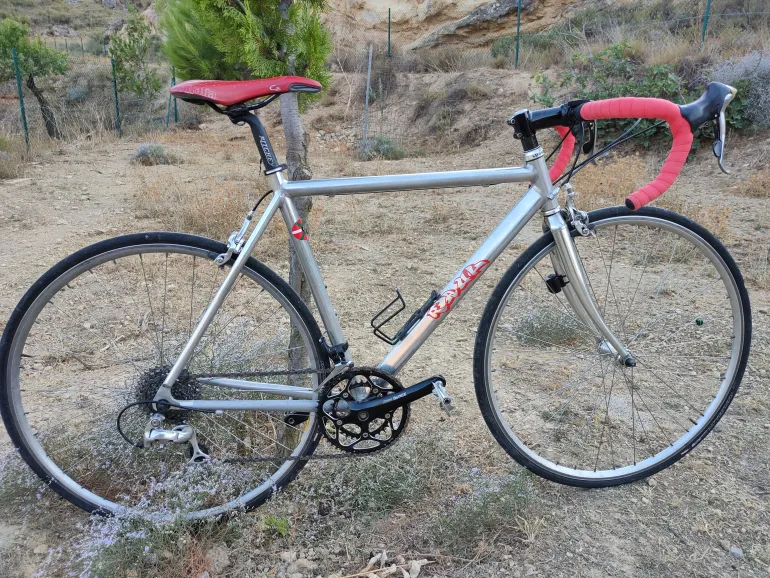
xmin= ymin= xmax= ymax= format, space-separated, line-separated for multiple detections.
xmin=318 ymin=367 xmax=409 ymax=454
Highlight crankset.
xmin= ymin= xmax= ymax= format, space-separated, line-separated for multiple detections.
xmin=318 ymin=367 xmax=448 ymax=454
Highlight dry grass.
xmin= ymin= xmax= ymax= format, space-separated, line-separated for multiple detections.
xmin=0 ymin=135 xmax=28 ymax=180
xmin=135 ymin=175 xmax=287 ymax=256
xmin=570 ymin=154 xmax=732 ymax=237
xmin=729 ymin=171 xmax=770 ymax=198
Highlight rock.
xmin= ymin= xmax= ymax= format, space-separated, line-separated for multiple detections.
xmin=408 ymin=559 xmax=430 ymax=578
xmin=719 ymin=539 xmax=731 ymax=552
xmin=206 ymin=545 xmax=231 ymax=573
xmin=288 ymin=574 xmax=303 ymax=578
xmin=103 ymin=0 xmax=117 ymax=8
xmin=50 ymin=24 xmax=74 ymax=37
xmin=280 ymin=551 xmax=298 ymax=563
xmin=288 ymin=558 xmax=317 ymax=573
xmin=646 ymin=478 xmax=657 ymax=487
xmin=729 ymin=546 xmax=743 ymax=559
xmin=33 ymin=544 xmax=48 ymax=555
xmin=196 ymin=572 xmax=210 ymax=578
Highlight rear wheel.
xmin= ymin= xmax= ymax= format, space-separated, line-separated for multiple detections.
xmin=474 ymin=207 xmax=751 ymax=486
xmin=0 ymin=233 xmax=329 ymax=519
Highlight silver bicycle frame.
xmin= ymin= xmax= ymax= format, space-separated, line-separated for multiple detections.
xmin=155 ymin=147 xmax=630 ymax=412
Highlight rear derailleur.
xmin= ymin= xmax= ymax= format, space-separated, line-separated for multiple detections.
xmin=143 ymin=413 xmax=210 ymax=463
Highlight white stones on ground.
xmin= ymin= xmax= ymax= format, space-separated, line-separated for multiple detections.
xmin=719 ymin=539 xmax=731 ymax=552
xmin=288 ymin=558 xmax=317 ymax=573
xmin=730 ymin=546 xmax=744 ymax=559
xmin=32 ymin=544 xmax=48 ymax=555
xmin=280 ymin=550 xmax=298 ymax=563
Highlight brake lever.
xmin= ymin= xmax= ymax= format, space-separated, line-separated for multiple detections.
xmin=712 ymin=87 xmax=736 ymax=175
xmin=712 ymin=112 xmax=730 ymax=174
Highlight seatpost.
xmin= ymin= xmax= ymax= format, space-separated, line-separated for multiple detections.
xmin=230 ymin=112 xmax=288 ymax=175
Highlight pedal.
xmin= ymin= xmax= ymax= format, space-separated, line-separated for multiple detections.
xmin=432 ymin=378 xmax=453 ymax=415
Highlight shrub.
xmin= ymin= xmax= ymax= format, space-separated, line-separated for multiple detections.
xmin=359 ymin=135 xmax=405 ymax=161
xmin=131 ymin=143 xmax=176 ymax=166
xmin=490 ymin=35 xmax=516 ymax=59
xmin=431 ymin=472 xmax=533 ymax=554
xmin=561 ymin=42 xmax=685 ymax=144
xmin=711 ymin=51 xmax=770 ymax=131
xmin=109 ymin=13 xmax=162 ymax=100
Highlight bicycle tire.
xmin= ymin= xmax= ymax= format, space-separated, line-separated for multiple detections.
xmin=0 ymin=232 xmax=330 ymax=518
xmin=473 ymin=206 xmax=751 ymax=487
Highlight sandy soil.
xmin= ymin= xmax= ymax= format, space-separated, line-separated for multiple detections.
xmin=0 ymin=78 xmax=769 ymax=577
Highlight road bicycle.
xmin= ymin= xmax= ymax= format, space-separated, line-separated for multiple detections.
xmin=0 ymin=77 xmax=751 ymax=520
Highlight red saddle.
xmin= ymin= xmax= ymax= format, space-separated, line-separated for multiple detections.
xmin=170 ymin=76 xmax=322 ymax=107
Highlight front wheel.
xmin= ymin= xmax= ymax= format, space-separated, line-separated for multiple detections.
xmin=0 ymin=232 xmax=329 ymax=519
xmin=474 ymin=207 xmax=751 ymax=487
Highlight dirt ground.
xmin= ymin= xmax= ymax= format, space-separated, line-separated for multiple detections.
xmin=0 ymin=73 xmax=769 ymax=577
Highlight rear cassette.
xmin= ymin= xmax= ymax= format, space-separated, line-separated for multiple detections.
xmin=319 ymin=367 xmax=408 ymax=454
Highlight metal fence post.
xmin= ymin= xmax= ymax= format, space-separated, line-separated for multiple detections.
xmin=110 ymin=57 xmax=122 ymax=136
xmin=700 ymin=0 xmax=713 ymax=49
xmin=172 ymin=66 xmax=178 ymax=124
xmin=12 ymin=48 xmax=30 ymax=154
xmin=515 ymin=0 xmax=522 ymax=69
xmin=387 ymin=8 xmax=391 ymax=57
xmin=362 ymin=44 xmax=373 ymax=148
xmin=166 ymin=92 xmax=172 ymax=129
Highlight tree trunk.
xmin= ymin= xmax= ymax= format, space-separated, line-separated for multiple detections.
xmin=281 ymin=90 xmax=315 ymax=386
xmin=26 ymin=75 xmax=61 ymax=139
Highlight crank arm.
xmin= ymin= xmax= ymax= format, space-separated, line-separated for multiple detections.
xmin=347 ymin=376 xmax=445 ymax=420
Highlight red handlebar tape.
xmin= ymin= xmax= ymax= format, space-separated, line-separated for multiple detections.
xmin=549 ymin=126 xmax=576 ymax=183
xmin=578 ymin=98 xmax=693 ymax=209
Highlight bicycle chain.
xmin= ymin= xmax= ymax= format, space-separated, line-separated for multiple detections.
xmin=135 ymin=367 xmax=381 ymax=464
xmin=185 ymin=367 xmax=406 ymax=464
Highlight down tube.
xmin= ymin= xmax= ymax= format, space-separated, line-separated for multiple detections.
xmin=379 ymin=185 xmax=546 ymax=374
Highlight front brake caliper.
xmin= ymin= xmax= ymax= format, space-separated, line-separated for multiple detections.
xmin=564 ymin=183 xmax=593 ymax=237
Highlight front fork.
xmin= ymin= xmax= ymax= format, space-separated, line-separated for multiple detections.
xmin=545 ymin=207 xmax=636 ymax=367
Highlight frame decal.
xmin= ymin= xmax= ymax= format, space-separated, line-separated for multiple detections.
xmin=291 ymin=219 xmax=308 ymax=240
xmin=427 ymin=259 xmax=491 ymax=319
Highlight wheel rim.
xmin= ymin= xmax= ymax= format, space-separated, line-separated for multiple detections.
xmin=484 ymin=214 xmax=745 ymax=481
xmin=7 ymin=242 xmax=323 ymax=518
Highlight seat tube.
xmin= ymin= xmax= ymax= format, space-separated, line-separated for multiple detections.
xmin=276 ymin=185 xmax=349 ymax=357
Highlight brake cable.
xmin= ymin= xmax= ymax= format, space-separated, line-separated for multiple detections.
xmin=550 ymin=119 xmax=667 ymax=185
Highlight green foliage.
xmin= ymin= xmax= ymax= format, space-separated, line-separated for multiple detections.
xmin=534 ymin=41 xmax=758 ymax=148
xmin=264 ymin=515 xmax=290 ymax=537
xmin=490 ymin=35 xmax=515 ymax=59
xmin=562 ymin=42 xmax=684 ymax=145
xmin=109 ymin=14 xmax=162 ymax=99
xmin=530 ymin=72 xmax=556 ymax=108
xmin=159 ymin=0 xmax=331 ymax=103
xmin=0 ymin=18 xmax=67 ymax=82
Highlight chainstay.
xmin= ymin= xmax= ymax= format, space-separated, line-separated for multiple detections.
xmin=188 ymin=368 xmax=327 ymax=379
